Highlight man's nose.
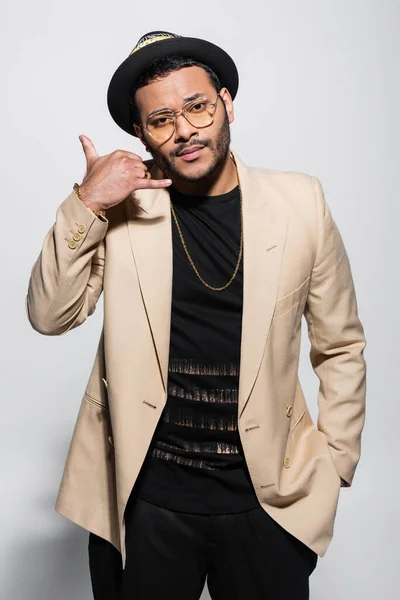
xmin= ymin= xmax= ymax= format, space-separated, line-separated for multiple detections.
xmin=174 ymin=113 xmax=198 ymax=142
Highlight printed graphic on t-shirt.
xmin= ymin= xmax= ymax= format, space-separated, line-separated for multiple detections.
xmin=150 ymin=357 xmax=241 ymax=470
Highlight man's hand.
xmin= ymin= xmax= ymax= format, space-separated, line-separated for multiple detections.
xmin=77 ymin=134 xmax=172 ymax=212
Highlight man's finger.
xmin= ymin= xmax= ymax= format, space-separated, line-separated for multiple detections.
xmin=135 ymin=177 xmax=172 ymax=189
xmin=79 ymin=134 xmax=99 ymax=165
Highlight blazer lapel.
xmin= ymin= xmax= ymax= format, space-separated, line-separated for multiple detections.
xmin=124 ymin=175 xmax=173 ymax=395
xmin=232 ymin=153 xmax=288 ymax=419
xmin=124 ymin=151 xmax=288 ymax=418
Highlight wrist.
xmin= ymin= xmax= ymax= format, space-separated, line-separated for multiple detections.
xmin=78 ymin=184 xmax=102 ymax=211
xmin=73 ymin=183 xmax=105 ymax=216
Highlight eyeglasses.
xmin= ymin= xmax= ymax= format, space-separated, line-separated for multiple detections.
xmin=139 ymin=94 xmax=221 ymax=144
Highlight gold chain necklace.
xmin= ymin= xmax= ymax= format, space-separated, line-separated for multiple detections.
xmin=169 ymin=151 xmax=243 ymax=292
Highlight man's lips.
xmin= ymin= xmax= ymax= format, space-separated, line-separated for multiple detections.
xmin=177 ymin=146 xmax=205 ymax=161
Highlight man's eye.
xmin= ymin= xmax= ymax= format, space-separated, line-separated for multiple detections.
xmin=190 ymin=102 xmax=207 ymax=112
xmin=150 ymin=116 xmax=171 ymax=128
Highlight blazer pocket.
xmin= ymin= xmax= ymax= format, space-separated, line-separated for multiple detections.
xmin=273 ymin=277 xmax=310 ymax=318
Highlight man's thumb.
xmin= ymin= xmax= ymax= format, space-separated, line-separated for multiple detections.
xmin=79 ymin=134 xmax=99 ymax=164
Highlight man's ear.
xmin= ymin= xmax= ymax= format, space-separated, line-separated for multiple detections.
xmin=219 ymin=87 xmax=234 ymax=125
xmin=133 ymin=123 xmax=151 ymax=153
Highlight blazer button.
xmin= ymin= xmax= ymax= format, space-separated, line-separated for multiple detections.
xmin=108 ymin=436 xmax=114 ymax=447
xmin=102 ymin=378 xmax=109 ymax=389
xmin=77 ymin=224 xmax=86 ymax=234
xmin=73 ymin=232 xmax=82 ymax=242
xmin=284 ymin=457 xmax=291 ymax=468
xmin=286 ymin=406 xmax=293 ymax=417
xmin=68 ymin=240 xmax=77 ymax=249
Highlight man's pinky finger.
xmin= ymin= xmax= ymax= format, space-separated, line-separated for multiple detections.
xmin=137 ymin=178 xmax=172 ymax=188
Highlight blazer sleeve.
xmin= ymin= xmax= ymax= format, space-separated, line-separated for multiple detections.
xmin=304 ymin=176 xmax=367 ymax=488
xmin=26 ymin=190 xmax=108 ymax=335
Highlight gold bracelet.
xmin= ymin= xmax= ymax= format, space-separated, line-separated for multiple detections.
xmin=73 ymin=183 xmax=106 ymax=217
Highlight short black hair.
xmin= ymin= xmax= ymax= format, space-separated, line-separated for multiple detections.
xmin=130 ymin=54 xmax=222 ymax=126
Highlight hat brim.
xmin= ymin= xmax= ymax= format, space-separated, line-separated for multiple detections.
xmin=107 ymin=36 xmax=239 ymax=137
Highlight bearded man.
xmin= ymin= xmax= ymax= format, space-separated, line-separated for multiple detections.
xmin=26 ymin=30 xmax=367 ymax=600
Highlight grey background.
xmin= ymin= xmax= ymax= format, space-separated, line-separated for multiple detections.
xmin=2 ymin=0 xmax=398 ymax=598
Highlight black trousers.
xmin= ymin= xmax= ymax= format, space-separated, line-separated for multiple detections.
xmin=88 ymin=494 xmax=318 ymax=600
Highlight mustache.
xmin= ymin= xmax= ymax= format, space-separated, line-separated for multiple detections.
xmin=171 ymin=139 xmax=210 ymax=158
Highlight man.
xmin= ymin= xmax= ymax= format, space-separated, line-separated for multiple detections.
xmin=26 ymin=30 xmax=367 ymax=600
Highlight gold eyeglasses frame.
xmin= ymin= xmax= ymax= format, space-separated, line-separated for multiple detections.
xmin=137 ymin=93 xmax=221 ymax=144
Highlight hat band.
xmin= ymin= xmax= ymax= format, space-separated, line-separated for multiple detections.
xmin=129 ymin=34 xmax=175 ymax=56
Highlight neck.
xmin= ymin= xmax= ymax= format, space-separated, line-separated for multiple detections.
xmin=170 ymin=152 xmax=237 ymax=196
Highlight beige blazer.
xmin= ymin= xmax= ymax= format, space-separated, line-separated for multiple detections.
xmin=26 ymin=150 xmax=367 ymax=569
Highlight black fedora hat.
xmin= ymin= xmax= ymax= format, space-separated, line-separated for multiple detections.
xmin=107 ymin=31 xmax=239 ymax=137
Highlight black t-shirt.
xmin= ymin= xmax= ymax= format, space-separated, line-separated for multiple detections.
xmin=132 ymin=183 xmax=260 ymax=513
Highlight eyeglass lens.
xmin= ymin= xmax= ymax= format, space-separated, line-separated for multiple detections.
xmin=146 ymin=98 xmax=217 ymax=142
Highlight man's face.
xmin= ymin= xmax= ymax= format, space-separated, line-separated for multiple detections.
xmin=133 ymin=66 xmax=234 ymax=183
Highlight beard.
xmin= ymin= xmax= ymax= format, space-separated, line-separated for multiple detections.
xmin=147 ymin=109 xmax=231 ymax=183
